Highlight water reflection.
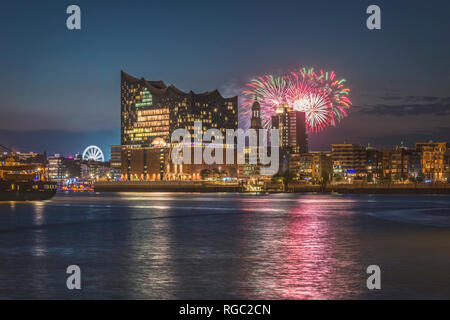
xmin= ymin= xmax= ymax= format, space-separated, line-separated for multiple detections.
xmin=236 ymin=196 xmax=363 ymax=299
xmin=31 ymin=202 xmax=47 ymax=257
xmin=0 ymin=193 xmax=449 ymax=299
xmin=9 ymin=201 xmax=16 ymax=212
xmin=126 ymin=205 xmax=176 ymax=299
xmin=29 ymin=201 xmax=52 ymax=296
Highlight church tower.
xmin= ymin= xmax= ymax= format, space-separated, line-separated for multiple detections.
xmin=250 ymin=97 xmax=262 ymax=130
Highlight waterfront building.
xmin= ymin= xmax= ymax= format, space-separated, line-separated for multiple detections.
xmin=120 ymin=71 xmax=239 ymax=181
xmin=47 ymin=155 xmax=65 ymax=185
xmin=381 ymin=148 xmax=409 ymax=182
xmin=416 ymin=142 xmax=450 ymax=182
xmin=408 ymin=149 xmax=423 ymax=180
xmin=16 ymin=152 xmax=47 ymax=165
xmin=47 ymin=154 xmax=83 ymax=185
xmin=15 ymin=152 xmax=42 ymax=163
xmin=331 ymin=144 xmax=367 ymax=181
xmin=271 ymin=103 xmax=308 ymax=174
xmin=121 ymin=71 xmax=238 ymax=147
xmin=110 ymin=145 xmax=122 ymax=180
xmin=381 ymin=146 xmax=423 ymax=182
xmin=81 ymin=161 xmax=110 ymax=181
xmin=121 ymin=145 xmax=170 ymax=181
xmin=0 ymin=149 xmax=47 ymax=166
xmin=0 ymin=155 xmax=48 ymax=183
xmin=271 ymin=103 xmax=308 ymax=153
xmin=290 ymin=153 xmax=313 ymax=181
xmin=311 ymin=152 xmax=333 ymax=182
xmin=121 ymin=143 xmax=239 ymax=181
xmin=366 ymin=147 xmax=383 ymax=182
xmin=290 ymin=151 xmax=332 ymax=183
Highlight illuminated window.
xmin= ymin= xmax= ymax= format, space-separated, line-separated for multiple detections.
xmin=135 ymin=88 xmax=153 ymax=108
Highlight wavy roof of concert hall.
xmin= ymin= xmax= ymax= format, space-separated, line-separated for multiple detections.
xmin=121 ymin=71 xmax=236 ymax=100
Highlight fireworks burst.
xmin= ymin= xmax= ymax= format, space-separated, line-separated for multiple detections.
xmin=293 ymin=91 xmax=331 ymax=132
xmin=241 ymin=75 xmax=288 ymax=128
xmin=296 ymin=67 xmax=352 ymax=126
xmin=242 ymin=67 xmax=352 ymax=132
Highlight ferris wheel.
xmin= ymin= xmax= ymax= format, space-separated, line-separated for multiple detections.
xmin=82 ymin=145 xmax=105 ymax=162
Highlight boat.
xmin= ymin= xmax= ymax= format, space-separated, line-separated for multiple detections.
xmin=0 ymin=163 xmax=57 ymax=201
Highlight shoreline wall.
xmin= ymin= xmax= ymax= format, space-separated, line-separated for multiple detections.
xmin=95 ymin=181 xmax=450 ymax=194
xmin=288 ymin=183 xmax=450 ymax=194
xmin=94 ymin=181 xmax=241 ymax=193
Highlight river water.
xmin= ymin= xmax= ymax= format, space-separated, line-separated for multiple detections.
xmin=0 ymin=192 xmax=449 ymax=299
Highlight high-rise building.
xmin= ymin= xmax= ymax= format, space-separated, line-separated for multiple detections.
xmin=271 ymin=103 xmax=307 ymax=153
xmin=271 ymin=103 xmax=308 ymax=174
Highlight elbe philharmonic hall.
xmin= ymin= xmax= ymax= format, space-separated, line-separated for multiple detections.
xmin=114 ymin=71 xmax=307 ymax=181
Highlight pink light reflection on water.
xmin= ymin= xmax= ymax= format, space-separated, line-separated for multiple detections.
xmin=235 ymin=195 xmax=364 ymax=299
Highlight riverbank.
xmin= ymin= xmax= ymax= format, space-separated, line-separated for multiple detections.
xmin=94 ymin=181 xmax=450 ymax=194
xmin=94 ymin=181 xmax=241 ymax=192
xmin=289 ymin=183 xmax=450 ymax=194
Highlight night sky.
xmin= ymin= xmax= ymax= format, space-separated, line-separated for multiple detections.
xmin=1 ymin=0 xmax=449 ymax=159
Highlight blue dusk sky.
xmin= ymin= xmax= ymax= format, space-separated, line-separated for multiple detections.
xmin=1 ymin=0 xmax=449 ymax=159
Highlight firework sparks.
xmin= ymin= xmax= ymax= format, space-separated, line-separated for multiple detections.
xmin=241 ymin=75 xmax=288 ymax=128
xmin=242 ymin=67 xmax=352 ymax=132
xmin=292 ymin=91 xmax=331 ymax=132
xmin=296 ymin=68 xmax=352 ymax=126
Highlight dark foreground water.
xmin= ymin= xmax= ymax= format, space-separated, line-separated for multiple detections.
xmin=0 ymin=192 xmax=449 ymax=299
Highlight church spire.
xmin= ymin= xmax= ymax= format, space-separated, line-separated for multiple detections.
xmin=251 ymin=97 xmax=262 ymax=129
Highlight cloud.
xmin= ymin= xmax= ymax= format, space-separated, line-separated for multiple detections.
xmin=355 ymin=127 xmax=450 ymax=149
xmin=307 ymin=125 xmax=450 ymax=151
xmin=358 ymin=96 xmax=450 ymax=116
xmin=378 ymin=96 xmax=403 ymax=101
xmin=219 ymin=81 xmax=243 ymax=98
xmin=403 ymin=96 xmax=450 ymax=103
